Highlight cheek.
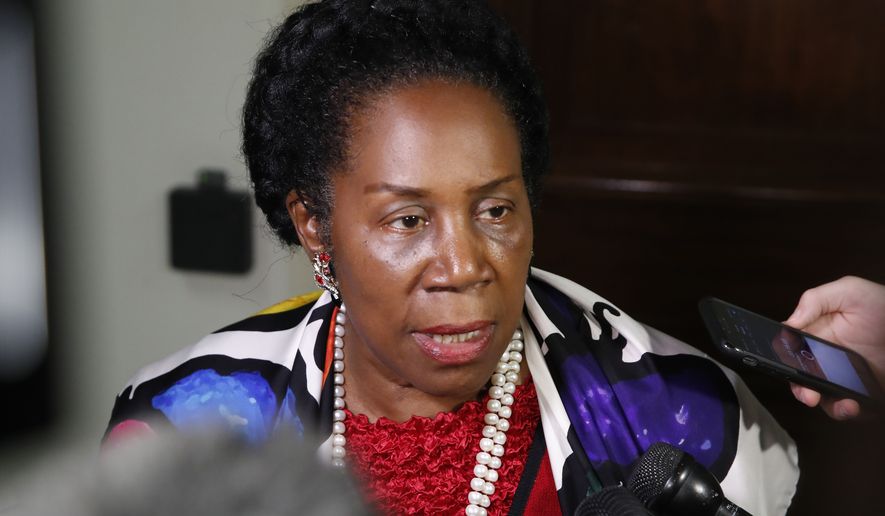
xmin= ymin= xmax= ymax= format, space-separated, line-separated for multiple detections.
xmin=488 ymin=215 xmax=533 ymax=268
xmin=336 ymin=229 xmax=429 ymax=301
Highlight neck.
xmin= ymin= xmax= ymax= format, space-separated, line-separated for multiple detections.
xmin=342 ymin=345 xmax=486 ymax=423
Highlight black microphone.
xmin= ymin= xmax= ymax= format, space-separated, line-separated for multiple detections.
xmin=626 ymin=442 xmax=752 ymax=516
xmin=574 ymin=485 xmax=655 ymax=516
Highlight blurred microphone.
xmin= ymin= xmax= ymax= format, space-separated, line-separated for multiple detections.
xmin=626 ymin=442 xmax=751 ymax=516
xmin=574 ymin=485 xmax=655 ymax=516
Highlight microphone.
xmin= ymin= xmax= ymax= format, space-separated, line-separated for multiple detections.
xmin=626 ymin=442 xmax=751 ymax=516
xmin=574 ymin=485 xmax=655 ymax=516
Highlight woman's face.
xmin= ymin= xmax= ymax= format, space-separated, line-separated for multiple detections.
xmin=300 ymin=81 xmax=533 ymax=408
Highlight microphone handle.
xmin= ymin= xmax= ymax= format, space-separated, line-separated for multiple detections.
xmin=716 ymin=499 xmax=752 ymax=516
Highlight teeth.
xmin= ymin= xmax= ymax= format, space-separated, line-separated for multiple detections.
xmin=430 ymin=330 xmax=479 ymax=344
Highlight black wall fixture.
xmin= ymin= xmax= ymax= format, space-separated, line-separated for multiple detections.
xmin=169 ymin=169 xmax=253 ymax=274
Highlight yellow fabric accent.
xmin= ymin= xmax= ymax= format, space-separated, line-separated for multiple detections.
xmin=254 ymin=291 xmax=323 ymax=316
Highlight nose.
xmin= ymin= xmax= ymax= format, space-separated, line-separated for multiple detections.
xmin=423 ymin=216 xmax=492 ymax=292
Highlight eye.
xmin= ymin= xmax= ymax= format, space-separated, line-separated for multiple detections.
xmin=477 ymin=204 xmax=511 ymax=221
xmin=388 ymin=214 xmax=427 ymax=231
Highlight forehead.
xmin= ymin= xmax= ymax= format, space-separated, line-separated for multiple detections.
xmin=341 ymin=80 xmax=522 ymax=190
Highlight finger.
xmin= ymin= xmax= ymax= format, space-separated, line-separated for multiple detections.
xmin=784 ymin=277 xmax=853 ymax=328
xmin=819 ymin=397 xmax=861 ymax=421
xmin=790 ymin=383 xmax=821 ymax=407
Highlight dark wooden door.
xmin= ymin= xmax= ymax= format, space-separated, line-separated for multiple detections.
xmin=489 ymin=1 xmax=885 ymax=514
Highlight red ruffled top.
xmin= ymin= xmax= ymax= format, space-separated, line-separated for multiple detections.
xmin=345 ymin=382 xmax=541 ymax=515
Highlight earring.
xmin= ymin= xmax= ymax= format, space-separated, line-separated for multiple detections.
xmin=313 ymin=251 xmax=340 ymax=300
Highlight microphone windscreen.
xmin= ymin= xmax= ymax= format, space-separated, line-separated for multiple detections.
xmin=574 ymin=485 xmax=653 ymax=516
xmin=626 ymin=442 xmax=685 ymax=505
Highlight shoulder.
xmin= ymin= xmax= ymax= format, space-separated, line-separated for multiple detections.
xmin=526 ymin=268 xmax=702 ymax=359
xmin=104 ymin=291 xmax=334 ymax=443
xmin=525 ymin=268 xmax=798 ymax=515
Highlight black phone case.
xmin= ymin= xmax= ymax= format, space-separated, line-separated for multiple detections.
xmin=699 ymin=297 xmax=883 ymax=407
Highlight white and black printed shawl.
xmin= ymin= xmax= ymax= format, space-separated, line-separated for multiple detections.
xmin=106 ymin=268 xmax=799 ymax=515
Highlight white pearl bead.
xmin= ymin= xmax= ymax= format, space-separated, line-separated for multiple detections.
xmin=334 ymin=385 xmax=345 ymax=398
xmin=332 ymin=434 xmax=346 ymax=447
xmin=465 ymin=504 xmax=481 ymax=516
xmin=491 ymin=444 xmax=505 ymax=457
xmin=333 ymin=360 xmax=344 ymax=373
xmin=486 ymin=469 xmax=499 ymax=482
xmin=488 ymin=386 xmax=504 ymax=399
xmin=331 ymin=446 xmax=345 ymax=459
xmin=334 ymin=324 xmax=345 ymax=337
xmin=496 ymin=419 xmax=510 ymax=432
xmin=479 ymin=438 xmax=494 ymax=452
xmin=505 ymin=371 xmax=519 ymax=383
xmin=490 ymin=374 xmax=505 ymax=386
xmin=333 ymin=348 xmax=344 ymax=360
xmin=468 ymin=491 xmax=483 ymax=505
xmin=500 ymin=351 xmax=511 ymax=362
xmin=332 ymin=421 xmax=345 ymax=434
xmin=334 ymin=373 xmax=344 ymax=385
xmin=495 ymin=362 xmax=509 ymax=374
xmin=333 ymin=397 xmax=345 ymax=409
xmin=334 ymin=336 xmax=344 ymax=348
xmin=492 ymin=432 xmax=506 ymax=445
xmin=482 ymin=425 xmax=497 ymax=438
xmin=333 ymin=409 xmax=345 ymax=422
xmin=509 ymin=351 xmax=523 ymax=362
xmin=474 ymin=464 xmax=488 ymax=478
xmin=338 ymin=304 xmax=346 ymax=313
xmin=509 ymin=340 xmax=524 ymax=352
xmin=476 ymin=452 xmax=491 ymax=465
xmin=489 ymin=456 xmax=502 ymax=469
xmin=508 ymin=362 xmax=521 ymax=373
xmin=512 ymin=328 xmax=523 ymax=340
xmin=336 ymin=312 xmax=346 ymax=324
xmin=470 ymin=477 xmax=486 ymax=491
xmin=482 ymin=482 xmax=495 ymax=495
xmin=486 ymin=399 xmax=502 ymax=413
xmin=501 ymin=393 xmax=514 ymax=406
xmin=331 ymin=458 xmax=345 ymax=468
xmin=483 ymin=413 xmax=499 ymax=425
xmin=499 ymin=406 xmax=512 ymax=419
xmin=503 ymin=382 xmax=516 ymax=394
xmin=480 ymin=494 xmax=491 ymax=508
xmin=477 ymin=507 xmax=488 ymax=516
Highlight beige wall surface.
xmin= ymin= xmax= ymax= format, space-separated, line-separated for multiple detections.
xmin=0 ymin=1 xmax=313 ymax=493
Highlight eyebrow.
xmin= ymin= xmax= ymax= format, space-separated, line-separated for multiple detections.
xmin=364 ymin=174 xmax=521 ymax=197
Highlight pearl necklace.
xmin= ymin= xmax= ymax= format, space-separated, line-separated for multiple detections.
xmin=329 ymin=303 xmax=526 ymax=516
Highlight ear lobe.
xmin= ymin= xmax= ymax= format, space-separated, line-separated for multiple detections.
xmin=286 ymin=190 xmax=324 ymax=254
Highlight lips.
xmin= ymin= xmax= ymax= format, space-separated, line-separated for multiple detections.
xmin=412 ymin=322 xmax=495 ymax=365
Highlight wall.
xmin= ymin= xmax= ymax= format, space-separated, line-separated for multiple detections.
xmin=490 ymin=2 xmax=885 ymax=514
xmin=38 ymin=0 xmax=312 ymax=444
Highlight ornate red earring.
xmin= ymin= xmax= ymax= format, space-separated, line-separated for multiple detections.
xmin=313 ymin=251 xmax=340 ymax=300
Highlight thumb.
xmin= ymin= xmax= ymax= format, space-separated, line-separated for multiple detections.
xmin=784 ymin=304 xmax=814 ymax=329
xmin=785 ymin=280 xmax=845 ymax=328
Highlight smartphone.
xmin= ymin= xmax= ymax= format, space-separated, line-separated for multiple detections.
xmin=699 ymin=297 xmax=883 ymax=406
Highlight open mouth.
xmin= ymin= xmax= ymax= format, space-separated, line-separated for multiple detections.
xmin=412 ymin=323 xmax=495 ymax=365
xmin=429 ymin=330 xmax=481 ymax=344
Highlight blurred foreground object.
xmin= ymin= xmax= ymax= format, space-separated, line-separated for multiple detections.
xmin=0 ymin=0 xmax=52 ymax=440
xmin=12 ymin=430 xmax=370 ymax=516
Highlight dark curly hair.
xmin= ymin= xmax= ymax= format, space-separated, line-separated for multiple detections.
xmin=243 ymin=0 xmax=548 ymax=247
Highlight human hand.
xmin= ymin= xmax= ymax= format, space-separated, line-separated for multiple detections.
xmin=784 ymin=276 xmax=885 ymax=420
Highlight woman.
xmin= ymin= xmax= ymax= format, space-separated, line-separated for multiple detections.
xmin=105 ymin=1 xmax=798 ymax=514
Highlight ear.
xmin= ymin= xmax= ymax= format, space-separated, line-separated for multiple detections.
xmin=286 ymin=190 xmax=325 ymax=255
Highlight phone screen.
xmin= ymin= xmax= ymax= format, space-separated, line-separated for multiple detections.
xmin=708 ymin=301 xmax=872 ymax=396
